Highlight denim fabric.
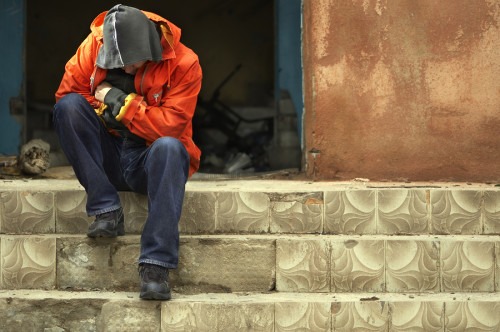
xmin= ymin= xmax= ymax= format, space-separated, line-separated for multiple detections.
xmin=53 ymin=93 xmax=189 ymax=268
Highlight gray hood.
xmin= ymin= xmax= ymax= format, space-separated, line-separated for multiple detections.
xmin=96 ymin=4 xmax=163 ymax=69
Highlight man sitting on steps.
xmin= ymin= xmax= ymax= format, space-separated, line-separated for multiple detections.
xmin=53 ymin=4 xmax=202 ymax=300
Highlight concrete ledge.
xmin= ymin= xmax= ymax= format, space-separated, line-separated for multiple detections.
xmin=1 ymin=290 xmax=499 ymax=331
xmin=2 ymin=176 xmax=498 ymax=192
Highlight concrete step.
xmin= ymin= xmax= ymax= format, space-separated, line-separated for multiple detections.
xmin=1 ymin=176 xmax=499 ymax=330
xmin=1 ymin=177 xmax=499 ymax=236
xmin=1 ymin=234 xmax=499 ymax=294
xmin=1 ymin=290 xmax=499 ymax=331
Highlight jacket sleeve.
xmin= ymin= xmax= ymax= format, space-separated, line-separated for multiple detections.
xmin=55 ymin=33 xmax=101 ymax=108
xmin=119 ymin=59 xmax=202 ymax=142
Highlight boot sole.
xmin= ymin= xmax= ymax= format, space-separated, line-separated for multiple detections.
xmin=87 ymin=223 xmax=125 ymax=238
xmin=140 ymin=290 xmax=171 ymax=301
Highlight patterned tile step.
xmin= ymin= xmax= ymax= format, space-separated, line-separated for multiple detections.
xmin=1 ymin=234 xmax=499 ymax=294
xmin=0 ymin=290 xmax=499 ymax=331
xmin=1 ymin=179 xmax=499 ymax=236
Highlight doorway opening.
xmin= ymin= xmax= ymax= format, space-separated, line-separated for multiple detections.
xmin=25 ymin=0 xmax=303 ymax=177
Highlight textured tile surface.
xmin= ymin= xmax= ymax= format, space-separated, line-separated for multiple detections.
xmin=445 ymin=302 xmax=500 ymax=331
xmin=332 ymin=301 xmax=389 ymax=331
xmin=386 ymin=240 xmax=439 ymax=293
xmin=431 ymin=191 xmax=481 ymax=234
xmin=0 ymin=192 xmax=55 ymax=234
xmin=0 ymin=297 xmax=106 ymax=331
xmin=496 ymin=242 xmax=500 ymax=292
xmin=441 ymin=241 xmax=495 ymax=292
xmin=57 ymin=237 xmax=140 ymax=291
xmin=390 ymin=302 xmax=443 ymax=331
xmin=276 ymin=239 xmax=329 ymax=292
xmin=325 ymin=190 xmax=376 ymax=235
xmin=483 ymin=191 xmax=500 ymax=234
xmin=377 ymin=190 xmax=429 ymax=234
xmin=55 ymin=191 xmax=90 ymax=234
xmin=216 ymin=192 xmax=269 ymax=233
xmin=1 ymin=236 xmax=56 ymax=289
xmin=331 ymin=240 xmax=384 ymax=292
xmin=180 ymin=191 xmax=216 ymax=234
xmin=275 ymin=302 xmax=331 ymax=331
xmin=119 ymin=192 xmax=148 ymax=234
xmin=270 ymin=193 xmax=323 ymax=233
xmin=173 ymin=237 xmax=275 ymax=292
xmin=97 ymin=301 xmax=160 ymax=332
xmin=162 ymin=302 xmax=274 ymax=331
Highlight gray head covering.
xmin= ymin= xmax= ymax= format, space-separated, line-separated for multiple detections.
xmin=96 ymin=4 xmax=163 ymax=69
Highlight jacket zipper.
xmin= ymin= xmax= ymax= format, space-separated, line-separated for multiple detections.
xmin=141 ymin=65 xmax=162 ymax=104
xmin=140 ymin=65 xmax=148 ymax=96
xmin=90 ymin=66 xmax=98 ymax=93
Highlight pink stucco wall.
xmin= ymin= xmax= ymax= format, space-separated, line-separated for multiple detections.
xmin=303 ymin=0 xmax=499 ymax=182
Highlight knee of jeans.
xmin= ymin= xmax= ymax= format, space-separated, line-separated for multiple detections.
xmin=54 ymin=94 xmax=86 ymax=120
xmin=54 ymin=93 xmax=87 ymax=112
xmin=151 ymin=137 xmax=188 ymax=160
xmin=54 ymin=94 xmax=98 ymax=131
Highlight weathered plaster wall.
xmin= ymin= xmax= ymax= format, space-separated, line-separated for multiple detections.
xmin=303 ymin=0 xmax=499 ymax=182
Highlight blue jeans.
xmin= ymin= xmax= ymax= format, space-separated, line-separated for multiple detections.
xmin=53 ymin=93 xmax=189 ymax=269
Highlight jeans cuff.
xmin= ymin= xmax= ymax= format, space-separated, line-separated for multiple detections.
xmin=88 ymin=205 xmax=122 ymax=217
xmin=138 ymin=258 xmax=176 ymax=269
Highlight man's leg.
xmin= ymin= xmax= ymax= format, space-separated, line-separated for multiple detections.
xmin=53 ymin=93 xmax=128 ymax=236
xmin=121 ymin=137 xmax=189 ymax=299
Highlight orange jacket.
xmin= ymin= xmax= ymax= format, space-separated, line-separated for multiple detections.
xmin=55 ymin=10 xmax=202 ymax=177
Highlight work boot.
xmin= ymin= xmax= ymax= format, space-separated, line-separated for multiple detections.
xmin=87 ymin=208 xmax=125 ymax=238
xmin=139 ymin=263 xmax=171 ymax=300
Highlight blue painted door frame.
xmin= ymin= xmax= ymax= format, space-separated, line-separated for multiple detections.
xmin=0 ymin=0 xmax=24 ymax=155
xmin=276 ymin=0 xmax=303 ymax=145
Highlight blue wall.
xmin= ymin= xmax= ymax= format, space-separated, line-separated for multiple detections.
xmin=0 ymin=0 xmax=23 ymax=155
xmin=276 ymin=0 xmax=303 ymax=141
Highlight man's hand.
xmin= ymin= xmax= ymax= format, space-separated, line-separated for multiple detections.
xmin=95 ymin=81 xmax=128 ymax=132
xmin=95 ymin=82 xmax=113 ymax=102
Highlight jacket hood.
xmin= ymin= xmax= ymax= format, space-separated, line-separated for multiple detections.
xmin=92 ymin=4 xmax=181 ymax=69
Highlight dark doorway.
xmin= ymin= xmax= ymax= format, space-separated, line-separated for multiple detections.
xmin=25 ymin=0 xmax=302 ymax=175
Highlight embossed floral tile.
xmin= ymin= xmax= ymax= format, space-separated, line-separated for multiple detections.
xmin=55 ymin=190 xmax=91 ymax=234
xmin=444 ymin=302 xmax=500 ymax=331
xmin=324 ymin=190 xmax=376 ymax=235
xmin=0 ymin=236 xmax=56 ymax=289
xmin=377 ymin=190 xmax=430 ymax=235
xmin=217 ymin=192 xmax=270 ymax=233
xmin=430 ymin=190 xmax=482 ymax=235
xmin=325 ymin=189 xmax=431 ymax=236
xmin=441 ymin=241 xmax=495 ymax=292
xmin=332 ymin=301 xmax=389 ymax=331
xmin=119 ymin=192 xmax=148 ymax=234
xmin=270 ymin=192 xmax=323 ymax=234
xmin=276 ymin=302 xmax=331 ymax=331
xmin=484 ymin=191 xmax=500 ymax=234
xmin=496 ymin=242 xmax=500 ymax=292
xmin=0 ymin=191 xmax=55 ymax=234
xmin=331 ymin=240 xmax=384 ymax=293
xmin=276 ymin=238 xmax=329 ymax=292
xmin=386 ymin=240 xmax=439 ymax=293
xmin=390 ymin=301 xmax=443 ymax=331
